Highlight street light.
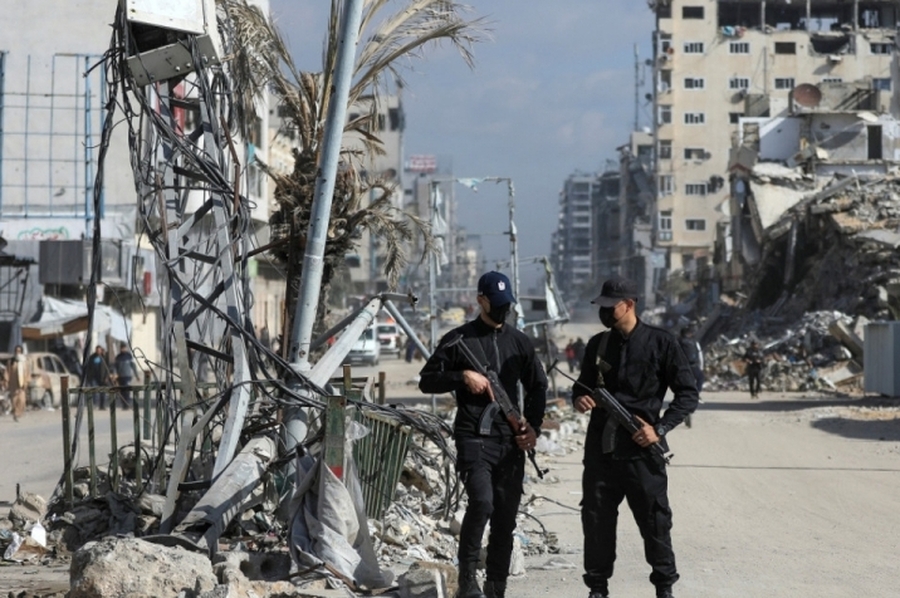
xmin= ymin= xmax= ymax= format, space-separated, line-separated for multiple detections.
xmin=429 ymin=176 xmax=520 ymax=331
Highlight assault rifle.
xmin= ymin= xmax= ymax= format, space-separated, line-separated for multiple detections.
xmin=447 ymin=335 xmax=548 ymax=479
xmin=549 ymin=361 xmax=671 ymax=464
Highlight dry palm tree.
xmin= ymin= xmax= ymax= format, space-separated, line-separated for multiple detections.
xmin=221 ymin=0 xmax=488 ymax=345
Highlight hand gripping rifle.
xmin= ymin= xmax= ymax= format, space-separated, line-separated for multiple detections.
xmin=447 ymin=335 xmax=548 ymax=479
xmin=548 ymin=361 xmax=672 ymax=464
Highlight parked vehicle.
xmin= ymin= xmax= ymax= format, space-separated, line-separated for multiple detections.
xmin=0 ymin=351 xmax=82 ymax=409
xmin=344 ymin=326 xmax=381 ymax=366
xmin=376 ymin=321 xmax=404 ymax=356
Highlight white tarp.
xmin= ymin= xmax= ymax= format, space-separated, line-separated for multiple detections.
xmin=289 ymin=445 xmax=393 ymax=590
xmin=31 ymin=296 xmax=130 ymax=345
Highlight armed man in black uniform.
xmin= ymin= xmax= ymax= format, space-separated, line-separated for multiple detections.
xmin=573 ymin=276 xmax=698 ymax=598
xmin=419 ymin=271 xmax=548 ymax=598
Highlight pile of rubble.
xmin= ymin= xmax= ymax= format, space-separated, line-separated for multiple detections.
xmin=749 ymin=173 xmax=900 ymax=324
xmin=700 ymin=310 xmax=866 ymax=394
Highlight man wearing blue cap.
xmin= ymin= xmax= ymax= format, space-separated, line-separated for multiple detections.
xmin=419 ymin=271 xmax=548 ymax=598
xmin=573 ymin=275 xmax=698 ymax=598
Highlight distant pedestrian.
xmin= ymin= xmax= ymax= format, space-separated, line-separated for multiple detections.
xmin=84 ymin=345 xmax=112 ymax=409
xmin=573 ymin=337 xmax=586 ymax=369
xmin=744 ymin=341 xmax=764 ymax=398
xmin=7 ymin=345 xmax=31 ymax=422
xmin=114 ymin=344 xmax=140 ymax=409
xmin=565 ymin=340 xmax=577 ymax=373
xmin=405 ymin=336 xmax=416 ymax=363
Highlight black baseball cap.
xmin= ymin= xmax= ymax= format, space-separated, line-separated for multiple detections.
xmin=477 ymin=271 xmax=516 ymax=306
xmin=591 ymin=275 xmax=638 ymax=307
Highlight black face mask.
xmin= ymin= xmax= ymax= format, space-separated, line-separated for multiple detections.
xmin=488 ymin=303 xmax=512 ymax=325
xmin=598 ymin=306 xmax=619 ymax=328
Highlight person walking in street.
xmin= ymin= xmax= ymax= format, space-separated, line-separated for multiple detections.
xmin=84 ymin=345 xmax=112 ymax=410
xmin=573 ymin=275 xmax=698 ymax=598
xmin=419 ymin=271 xmax=548 ymax=598
xmin=7 ymin=345 xmax=31 ymax=422
xmin=114 ymin=343 xmax=140 ymax=409
xmin=744 ymin=340 xmax=764 ymax=398
xmin=573 ymin=337 xmax=586 ymax=370
xmin=565 ymin=340 xmax=577 ymax=373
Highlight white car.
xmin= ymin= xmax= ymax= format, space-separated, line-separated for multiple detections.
xmin=376 ymin=322 xmax=404 ymax=356
xmin=344 ymin=326 xmax=381 ymax=366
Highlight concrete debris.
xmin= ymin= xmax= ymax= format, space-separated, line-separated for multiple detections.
xmin=8 ymin=492 xmax=47 ymax=529
xmin=701 ymin=310 xmax=866 ymax=393
xmin=69 ymin=537 xmax=219 ymax=598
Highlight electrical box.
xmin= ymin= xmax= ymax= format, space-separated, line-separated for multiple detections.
xmin=39 ymin=240 xmax=132 ymax=287
xmin=864 ymin=322 xmax=900 ymax=397
xmin=123 ymin=0 xmax=223 ymax=86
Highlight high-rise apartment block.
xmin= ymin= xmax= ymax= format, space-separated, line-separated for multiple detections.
xmin=649 ymin=0 xmax=898 ymax=279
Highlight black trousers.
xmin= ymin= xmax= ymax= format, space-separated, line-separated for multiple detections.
xmin=456 ymin=435 xmax=524 ymax=582
xmin=747 ymin=365 xmax=761 ymax=395
xmin=581 ymin=441 xmax=678 ymax=591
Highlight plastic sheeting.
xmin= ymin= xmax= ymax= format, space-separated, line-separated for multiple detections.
xmin=288 ymin=449 xmax=393 ymax=590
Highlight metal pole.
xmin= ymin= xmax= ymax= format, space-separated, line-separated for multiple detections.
xmin=429 ymin=182 xmax=440 ymax=352
xmin=506 ymin=178 xmax=521 ymax=329
xmin=288 ymin=0 xmax=365 ymax=366
xmin=61 ymin=376 xmax=73 ymax=505
xmin=0 ymin=51 xmax=5 ymax=210
xmin=429 ymin=182 xmax=439 ymax=415
xmin=284 ymin=0 xmax=365 ymax=464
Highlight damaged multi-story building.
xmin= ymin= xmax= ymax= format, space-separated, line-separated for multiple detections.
xmin=648 ymin=0 xmax=900 ymax=303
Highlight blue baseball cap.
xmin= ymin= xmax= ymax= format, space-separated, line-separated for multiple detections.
xmin=477 ymin=271 xmax=516 ymax=306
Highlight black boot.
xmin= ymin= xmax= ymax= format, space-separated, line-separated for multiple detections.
xmin=456 ymin=570 xmax=485 ymax=598
xmin=656 ymin=586 xmax=674 ymax=598
xmin=483 ymin=579 xmax=506 ymax=598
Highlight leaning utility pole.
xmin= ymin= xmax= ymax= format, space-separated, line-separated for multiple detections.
xmin=283 ymin=0 xmax=366 ymax=461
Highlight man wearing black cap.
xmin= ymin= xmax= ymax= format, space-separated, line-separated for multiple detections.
xmin=419 ymin=271 xmax=548 ymax=598
xmin=573 ymin=275 xmax=698 ymax=598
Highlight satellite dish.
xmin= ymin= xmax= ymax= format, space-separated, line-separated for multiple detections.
xmin=792 ymin=83 xmax=822 ymax=108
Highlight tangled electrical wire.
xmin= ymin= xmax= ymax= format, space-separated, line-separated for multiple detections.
xmin=59 ymin=4 xmax=459 ymax=517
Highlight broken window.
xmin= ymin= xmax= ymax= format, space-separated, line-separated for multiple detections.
xmin=659 ymin=104 xmax=672 ymax=125
xmin=765 ymin=3 xmax=805 ymax=30
xmin=684 ymin=148 xmax=707 ymax=160
xmin=682 ymin=6 xmax=704 ymax=19
xmin=857 ymin=5 xmax=899 ymax=29
xmin=729 ymin=112 xmax=743 ymax=124
xmin=774 ymin=42 xmax=796 ymax=55
xmin=807 ymin=4 xmax=851 ymax=32
xmin=810 ymin=33 xmax=851 ymax=55
xmin=659 ymin=140 xmax=673 ymax=159
xmin=871 ymin=42 xmax=893 ymax=55
xmin=684 ymin=77 xmax=705 ymax=90
xmin=659 ymin=175 xmax=674 ymax=196
xmin=685 ymin=219 xmax=707 ymax=231
xmin=684 ymin=112 xmax=705 ymax=125
xmin=685 ymin=183 xmax=707 ymax=195
xmin=729 ymin=41 xmax=750 ymax=54
xmin=659 ymin=69 xmax=672 ymax=92
xmin=821 ymin=77 xmax=843 ymax=84
xmin=729 ymin=77 xmax=750 ymax=90
xmin=873 ymin=78 xmax=892 ymax=91
xmin=719 ymin=1 xmax=762 ymax=28
xmin=775 ymin=77 xmax=795 ymax=90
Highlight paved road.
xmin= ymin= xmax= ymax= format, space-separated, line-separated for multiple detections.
xmin=3 ymin=319 xmax=899 ymax=597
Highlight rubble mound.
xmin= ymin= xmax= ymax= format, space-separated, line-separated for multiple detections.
xmin=69 ymin=536 xmax=218 ymax=598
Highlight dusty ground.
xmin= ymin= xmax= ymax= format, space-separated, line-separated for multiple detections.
xmin=2 ymin=322 xmax=899 ymax=597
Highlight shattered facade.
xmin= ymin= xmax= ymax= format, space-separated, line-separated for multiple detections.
xmin=649 ymin=0 xmax=899 ymax=287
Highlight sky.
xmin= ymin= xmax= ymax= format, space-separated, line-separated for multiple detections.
xmin=268 ymin=1 xmax=655 ymax=290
